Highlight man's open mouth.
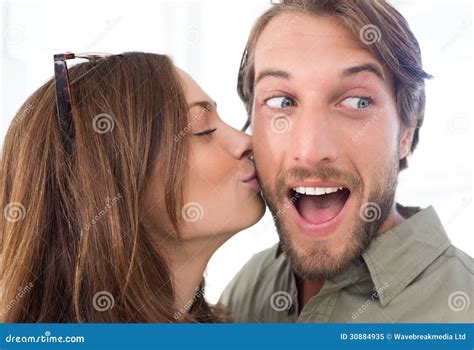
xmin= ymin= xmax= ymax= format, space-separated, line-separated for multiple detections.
xmin=287 ymin=184 xmax=351 ymax=227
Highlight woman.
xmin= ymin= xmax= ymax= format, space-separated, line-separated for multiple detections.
xmin=0 ymin=52 xmax=265 ymax=322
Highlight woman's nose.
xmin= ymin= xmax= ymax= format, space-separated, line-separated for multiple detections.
xmin=229 ymin=128 xmax=253 ymax=160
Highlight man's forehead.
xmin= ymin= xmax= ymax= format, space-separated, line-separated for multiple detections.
xmin=253 ymin=12 xmax=388 ymax=84
xmin=255 ymin=12 xmax=368 ymax=61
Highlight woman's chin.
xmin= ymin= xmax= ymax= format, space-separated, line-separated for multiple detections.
xmin=238 ymin=195 xmax=266 ymax=231
xmin=218 ymin=197 xmax=266 ymax=237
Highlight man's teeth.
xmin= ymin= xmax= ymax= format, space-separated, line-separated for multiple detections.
xmin=293 ymin=186 xmax=344 ymax=195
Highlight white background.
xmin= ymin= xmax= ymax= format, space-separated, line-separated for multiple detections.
xmin=1 ymin=0 xmax=472 ymax=304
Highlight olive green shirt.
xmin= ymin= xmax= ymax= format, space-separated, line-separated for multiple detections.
xmin=220 ymin=205 xmax=474 ymax=323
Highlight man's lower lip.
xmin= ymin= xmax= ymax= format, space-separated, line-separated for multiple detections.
xmin=243 ymin=178 xmax=261 ymax=191
xmin=289 ymin=193 xmax=351 ymax=238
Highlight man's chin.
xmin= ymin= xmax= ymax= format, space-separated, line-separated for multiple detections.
xmin=278 ymin=216 xmax=365 ymax=281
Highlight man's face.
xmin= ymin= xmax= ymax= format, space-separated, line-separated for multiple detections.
xmin=251 ymin=12 xmax=414 ymax=281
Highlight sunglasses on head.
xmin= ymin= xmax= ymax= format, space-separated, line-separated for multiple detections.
xmin=53 ymin=52 xmax=113 ymax=153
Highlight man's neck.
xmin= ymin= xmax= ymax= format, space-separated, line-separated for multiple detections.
xmin=297 ymin=202 xmax=406 ymax=311
xmin=297 ymin=278 xmax=324 ymax=312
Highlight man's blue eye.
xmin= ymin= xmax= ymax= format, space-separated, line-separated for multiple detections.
xmin=341 ymin=97 xmax=372 ymax=109
xmin=265 ymin=96 xmax=296 ymax=109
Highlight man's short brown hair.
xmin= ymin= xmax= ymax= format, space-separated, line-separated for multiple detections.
xmin=238 ymin=0 xmax=432 ymax=170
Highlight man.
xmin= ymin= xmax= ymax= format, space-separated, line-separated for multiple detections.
xmin=220 ymin=0 xmax=473 ymax=322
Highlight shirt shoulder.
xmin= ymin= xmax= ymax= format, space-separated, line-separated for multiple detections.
xmin=392 ymin=244 xmax=473 ymax=322
xmin=219 ymin=244 xmax=287 ymax=322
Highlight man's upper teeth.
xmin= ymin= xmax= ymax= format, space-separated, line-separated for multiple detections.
xmin=293 ymin=186 xmax=344 ymax=195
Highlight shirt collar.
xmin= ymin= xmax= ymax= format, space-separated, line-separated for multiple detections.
xmin=362 ymin=204 xmax=451 ymax=306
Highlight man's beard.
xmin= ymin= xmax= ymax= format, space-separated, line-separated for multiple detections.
xmin=259 ymin=155 xmax=399 ymax=282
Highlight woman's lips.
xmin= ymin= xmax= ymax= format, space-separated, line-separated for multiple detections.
xmin=242 ymin=173 xmax=261 ymax=191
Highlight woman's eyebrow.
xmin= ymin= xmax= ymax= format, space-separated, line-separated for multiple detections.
xmin=341 ymin=63 xmax=385 ymax=82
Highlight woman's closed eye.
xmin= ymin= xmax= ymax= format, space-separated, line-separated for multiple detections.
xmin=193 ymin=128 xmax=217 ymax=137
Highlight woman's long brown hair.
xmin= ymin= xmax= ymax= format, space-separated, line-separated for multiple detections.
xmin=0 ymin=52 xmax=215 ymax=322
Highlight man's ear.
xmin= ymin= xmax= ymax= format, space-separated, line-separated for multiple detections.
xmin=399 ymin=127 xmax=415 ymax=160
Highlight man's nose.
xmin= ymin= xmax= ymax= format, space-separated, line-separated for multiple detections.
xmin=289 ymin=107 xmax=340 ymax=167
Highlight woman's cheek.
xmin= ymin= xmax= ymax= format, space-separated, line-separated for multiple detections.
xmin=190 ymin=142 xmax=236 ymax=191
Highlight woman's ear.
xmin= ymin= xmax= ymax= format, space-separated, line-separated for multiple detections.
xmin=399 ymin=127 xmax=416 ymax=160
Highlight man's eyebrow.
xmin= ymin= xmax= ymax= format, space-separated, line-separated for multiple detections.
xmin=255 ymin=69 xmax=292 ymax=84
xmin=341 ymin=63 xmax=385 ymax=82
xmin=188 ymin=100 xmax=216 ymax=111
